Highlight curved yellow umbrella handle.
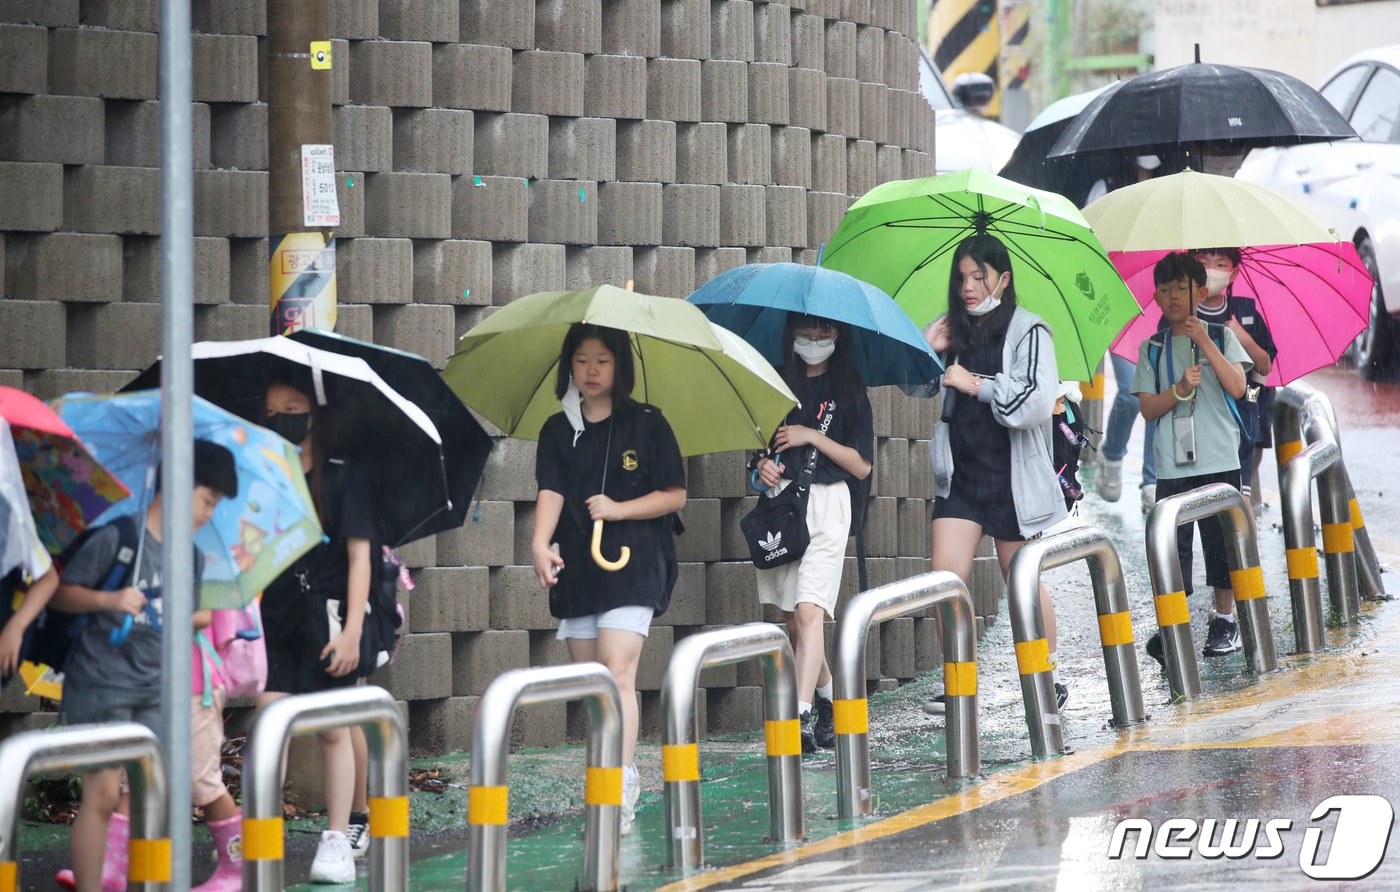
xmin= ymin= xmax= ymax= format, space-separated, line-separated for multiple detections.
xmin=591 ymin=519 xmax=631 ymax=571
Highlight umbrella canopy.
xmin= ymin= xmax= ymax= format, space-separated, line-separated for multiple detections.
xmin=686 ymin=262 xmax=943 ymax=387
xmin=0 ymin=420 xmax=52 ymax=583
xmin=1105 ymin=243 xmax=1373 ymax=386
xmin=125 ymin=336 xmax=450 ymax=546
xmin=820 ymin=169 xmax=1142 ymax=382
xmin=50 ymin=390 xmax=323 ymax=610
xmin=999 ymin=83 xmax=1124 ymax=207
xmin=0 ymin=385 xmax=130 ymax=556
xmin=1048 ymin=61 xmax=1356 ymax=160
xmin=443 ymin=284 xmax=799 ymax=456
xmin=286 ymin=328 xmax=494 ymax=540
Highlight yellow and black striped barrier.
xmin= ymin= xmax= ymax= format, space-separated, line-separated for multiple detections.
xmin=928 ymin=0 xmax=1001 ymax=116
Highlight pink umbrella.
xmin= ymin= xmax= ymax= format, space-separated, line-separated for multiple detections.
xmin=1107 ymin=241 xmax=1373 ymax=386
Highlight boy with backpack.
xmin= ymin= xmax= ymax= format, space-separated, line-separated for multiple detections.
xmin=48 ymin=440 xmax=239 ymax=892
xmin=1133 ymin=253 xmax=1252 ymax=662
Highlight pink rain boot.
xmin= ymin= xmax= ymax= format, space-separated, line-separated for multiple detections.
xmin=192 ymin=812 xmax=243 ymax=892
xmin=55 ymin=811 xmax=130 ymax=892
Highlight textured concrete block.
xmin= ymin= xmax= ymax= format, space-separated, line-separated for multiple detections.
xmin=460 ymin=0 xmax=533 ymax=49
xmin=337 ymin=237 xmax=413 ymax=304
xmin=877 ymin=142 xmax=903 ymax=185
xmin=719 ymin=495 xmax=756 ymax=560
xmin=487 ymin=567 xmax=557 ymax=630
xmin=790 ymin=13 xmax=824 ymax=70
xmin=512 ymin=701 xmax=566 ymax=748
xmin=634 ymin=625 xmax=674 ymax=691
xmin=2 ymin=0 xmax=77 ymax=26
xmin=350 ymin=40 xmax=432 ymax=107
xmin=897 ymin=497 xmax=929 ymax=559
xmin=191 ymin=0 xmax=264 ymax=35
xmin=414 ymin=239 xmax=490 ymax=305
xmin=0 ymin=24 xmax=46 ymax=94
xmin=565 ymin=246 xmax=632 ymax=291
xmin=825 ymin=77 xmax=860 ymax=137
xmin=0 ymin=162 xmax=60 ymax=232
xmin=27 ymin=370 xmax=145 ymax=402
xmin=700 ymin=59 xmax=747 ymax=124
xmin=694 ymin=246 xmax=747 ymax=284
xmin=597 ymin=182 xmax=662 ymax=246
xmin=452 ymin=175 xmax=528 ymax=243
xmin=105 ymin=100 xmax=211 ymax=170
xmin=746 ymin=62 xmax=789 ymax=125
xmin=547 ymin=117 xmax=615 ymax=182
xmin=687 ymin=451 xmax=747 ymax=499
xmin=810 ymin=135 xmax=846 ymax=194
xmin=453 ymin=629 xmax=530 ymax=695
xmin=787 ymin=67 xmax=827 ymax=133
xmin=380 ymin=0 xmax=457 ymax=41
xmin=372 ymin=303 xmax=455 ymax=367
xmin=705 ymin=560 xmax=761 ymax=624
xmin=842 ymin=0 xmax=874 ymax=26
xmin=971 ymin=555 xmax=1004 ymax=619
xmin=660 ymin=0 xmax=710 ymax=59
xmin=806 ymin=190 xmax=846 ymax=249
xmin=631 ymin=247 xmax=694 ymax=298
xmin=674 ymin=122 xmax=727 ymax=185
xmin=365 ymin=172 xmax=451 ymax=239
xmin=121 ymin=235 xmax=229 ymax=305
xmin=584 ymin=54 xmax=647 ymax=121
xmin=885 ymin=32 xmax=917 ymax=91
xmin=334 ymin=172 xmax=365 ymax=239
xmin=328 ymin=0 xmax=379 ymax=39
xmin=392 ymin=108 xmax=472 ymax=175
xmin=473 ymin=113 xmax=548 ymax=180
xmin=512 ymin=51 xmax=585 ymax=117
xmin=377 ymin=632 xmax=452 ymax=700
xmin=707 ymin=685 xmax=762 ymax=733
xmin=535 ymin=0 xmax=601 ymax=54
xmin=193 ymin=169 xmax=267 ymax=237
xmin=0 ymin=301 xmax=63 ymax=369
xmin=858 ymin=495 xmax=897 ymax=558
xmin=908 ymin=437 xmax=933 ymax=497
xmin=335 ymin=304 xmax=375 ymax=342
xmin=208 ymin=102 xmax=267 ymax=171
xmin=874 ymin=437 xmax=909 ymax=497
xmin=191 ymin=33 xmax=257 ymax=102
xmin=765 ymin=185 xmax=806 ymax=248
xmin=824 ymin=20 xmax=855 ymax=80
xmin=333 ymin=105 xmax=393 ymax=173
xmin=49 ymin=28 xmax=157 ymax=99
xmin=433 ymin=43 xmax=511 ymax=111
xmin=66 ymin=304 xmax=161 ymax=370
xmin=770 ymin=126 xmax=811 ymax=188
xmin=719 ymin=184 xmax=766 ymax=247
xmin=492 ymin=243 xmax=566 ymax=304
xmin=616 ymin=119 xmax=676 ymax=183
xmin=647 ymin=58 xmax=702 ymax=123
xmin=858 ymin=81 xmax=888 ymax=143
xmin=903 ymin=148 xmax=934 ymax=180
xmin=879 ymin=616 xmax=915 ymax=679
xmin=528 ymin=179 xmax=598 ymax=245
xmin=227 ymin=237 xmax=270 ymax=306
xmin=727 ymin=123 xmax=770 ymax=185
xmin=0 ymin=95 xmax=103 ymax=165
xmin=408 ymin=696 xmax=477 ymax=755
xmin=602 ymin=0 xmax=661 ymax=57
xmin=747 ymin=246 xmax=791 ymax=264
xmin=63 ymin=166 xmax=160 ymax=235
xmin=856 ymin=25 xmax=885 ymax=85
xmin=666 ymin=562 xmax=708 ymax=626
xmin=438 ymin=500 xmax=514 ymax=565
xmin=847 ymin=138 xmax=876 ymax=198
xmin=711 ymin=0 xmax=754 ymax=61
xmin=662 ymin=184 xmax=720 ymax=248
xmin=869 ymin=384 xmax=893 ymax=436
xmin=673 ymin=499 xmax=720 ymax=563
xmin=392 ymin=536 xmax=435 ymax=571
xmin=752 ymin=3 xmax=792 ymax=64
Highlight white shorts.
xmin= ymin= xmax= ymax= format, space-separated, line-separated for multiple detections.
xmin=756 ymin=480 xmax=851 ymax=619
xmin=556 ymin=605 xmax=655 ymax=640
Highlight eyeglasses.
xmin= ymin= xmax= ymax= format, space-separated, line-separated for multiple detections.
xmin=794 ymin=336 xmax=836 ymax=348
xmin=1154 ymin=283 xmax=1194 ymax=296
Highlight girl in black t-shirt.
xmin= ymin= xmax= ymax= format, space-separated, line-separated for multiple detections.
xmin=532 ymin=323 xmax=687 ymax=835
xmin=749 ymin=313 xmax=873 ymax=753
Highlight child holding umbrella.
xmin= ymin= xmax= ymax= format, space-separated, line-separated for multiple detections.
xmin=531 ymin=323 xmax=687 ymax=836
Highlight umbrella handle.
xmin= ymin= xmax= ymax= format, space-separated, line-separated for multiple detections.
xmin=591 ymin=519 xmax=631 ymax=572
xmin=110 ymin=614 xmax=133 ymax=646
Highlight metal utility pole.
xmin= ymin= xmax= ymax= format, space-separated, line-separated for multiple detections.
xmin=267 ymin=1 xmax=338 ymax=335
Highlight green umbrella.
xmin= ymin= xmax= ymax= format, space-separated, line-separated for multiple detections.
xmin=443 ymin=284 xmax=799 ymax=457
xmin=821 ymin=169 xmax=1142 ymax=381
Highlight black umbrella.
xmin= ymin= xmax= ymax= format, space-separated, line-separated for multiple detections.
xmin=124 ymin=335 xmax=463 ymax=546
xmin=999 ymin=83 xmax=1126 ymax=208
xmin=1048 ymin=53 xmax=1356 ymax=161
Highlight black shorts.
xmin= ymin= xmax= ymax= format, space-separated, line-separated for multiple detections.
xmin=1154 ymin=470 xmax=1243 ymax=596
xmin=932 ymin=486 xmax=1027 ymax=542
xmin=1255 ymin=387 xmax=1276 ymax=447
xmin=265 ymin=637 xmax=359 ymax=695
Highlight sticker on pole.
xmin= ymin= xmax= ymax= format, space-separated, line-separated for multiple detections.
xmin=310 ymin=41 xmax=332 ymax=70
xmin=301 ymin=144 xmax=340 ymax=228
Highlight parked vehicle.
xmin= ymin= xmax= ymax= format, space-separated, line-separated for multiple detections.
xmin=918 ymin=47 xmax=1021 ymax=176
xmin=1238 ymin=45 xmax=1400 ymax=379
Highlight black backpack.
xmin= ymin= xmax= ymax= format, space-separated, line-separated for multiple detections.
xmin=27 ymin=515 xmax=141 ymax=673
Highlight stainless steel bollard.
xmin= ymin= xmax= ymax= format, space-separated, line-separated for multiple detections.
xmin=1279 ymin=440 xmax=1347 ymax=652
xmin=1146 ymin=483 xmax=1275 ymax=700
xmin=466 ymin=663 xmax=623 ymax=892
xmin=0 ymin=723 xmax=169 ymax=891
xmin=1007 ymin=527 xmax=1147 ymax=758
xmin=660 ymin=624 xmax=803 ymax=871
xmin=243 ymin=687 xmax=409 ymax=892
xmin=833 ymin=571 xmax=978 ymax=818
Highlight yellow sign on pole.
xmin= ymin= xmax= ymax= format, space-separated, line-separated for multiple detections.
xmin=309 ymin=40 xmax=332 ymax=70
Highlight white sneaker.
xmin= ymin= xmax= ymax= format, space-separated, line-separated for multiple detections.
xmin=1099 ymin=459 xmax=1123 ymax=502
xmin=620 ymin=765 xmax=640 ymax=836
xmin=1141 ymin=483 xmax=1157 ymax=513
xmin=309 ymin=830 xmax=357 ymax=884
xmin=345 ymin=815 xmax=369 ymax=860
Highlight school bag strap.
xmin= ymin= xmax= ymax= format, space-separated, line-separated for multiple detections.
xmin=1147 ymin=325 xmax=1245 ymax=432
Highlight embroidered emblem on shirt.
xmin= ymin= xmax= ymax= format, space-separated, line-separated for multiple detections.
xmin=621 ymin=450 xmax=638 ymax=471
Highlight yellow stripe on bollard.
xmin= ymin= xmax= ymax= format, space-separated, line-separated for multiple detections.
xmin=467 ymin=785 xmax=509 ymax=826
xmin=242 ymin=816 xmax=285 ymax=861
xmin=832 ymin=698 xmax=868 ymax=735
xmin=1350 ymin=498 xmax=1365 ymax=530
xmin=128 ymin=837 xmax=171 ymax=883
xmin=1154 ymin=591 xmax=1190 ymax=627
xmin=0 ymin=860 xmax=16 ymax=892
xmin=1080 ymin=372 xmax=1105 ymax=400
xmin=1322 ymin=522 xmax=1355 ymax=554
xmin=1277 ymin=439 xmax=1302 ymax=465
xmin=584 ymin=766 xmax=622 ymax=806
xmin=765 ymin=719 xmax=801 ymax=756
xmin=662 ymin=743 xmax=701 ymax=782
xmin=1097 ymin=611 xmax=1134 ymax=647
xmin=1014 ymin=638 xmax=1050 ymax=675
xmin=1230 ymin=565 xmax=1266 ymax=601
xmin=1286 ymin=547 xmax=1320 ymax=579
xmin=369 ymin=795 xmax=410 ymax=837
xmin=944 ymin=660 xmax=978 ymax=696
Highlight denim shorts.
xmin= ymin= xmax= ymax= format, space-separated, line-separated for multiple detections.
xmin=556 ymin=606 xmax=655 ymax=640
xmin=62 ymin=684 xmax=162 ymax=736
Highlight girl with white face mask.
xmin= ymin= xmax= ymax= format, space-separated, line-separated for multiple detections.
xmin=748 ymin=313 xmax=873 ymax=753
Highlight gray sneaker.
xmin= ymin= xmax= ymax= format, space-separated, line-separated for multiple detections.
xmin=924 ymin=694 xmax=946 ymax=715
xmin=1140 ymin=483 xmax=1157 ymax=513
xmin=1099 ymin=459 xmax=1123 ymax=502
xmin=620 ymin=765 xmax=640 ymax=836
xmin=309 ymin=830 xmax=356 ymax=884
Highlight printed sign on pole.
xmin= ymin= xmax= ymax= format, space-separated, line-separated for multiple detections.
xmin=301 ymin=144 xmax=340 ymax=228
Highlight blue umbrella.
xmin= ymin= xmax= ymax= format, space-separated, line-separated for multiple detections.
xmin=686 ymin=262 xmax=943 ymax=387
xmin=50 ymin=390 xmax=323 ymax=613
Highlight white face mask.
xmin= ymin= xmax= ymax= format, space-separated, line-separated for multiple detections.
xmin=793 ymin=337 xmax=836 ymax=365
xmin=1204 ymin=268 xmax=1232 ymax=299
xmin=967 ymin=272 xmax=1009 ymax=317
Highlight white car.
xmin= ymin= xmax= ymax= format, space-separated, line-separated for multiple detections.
xmin=918 ymin=48 xmax=1021 ymax=176
xmin=1237 ymin=45 xmax=1400 ymax=380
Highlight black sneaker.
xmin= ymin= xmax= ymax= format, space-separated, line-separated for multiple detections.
xmin=1203 ymin=617 xmax=1241 ymax=656
xmin=799 ymin=709 xmax=817 ymax=754
xmin=812 ymin=694 xmax=835 ymax=749
xmin=924 ymin=694 xmax=946 ymax=715
xmin=1145 ymin=631 xmax=1165 ymax=667
xmin=1054 ymin=682 xmax=1068 ymax=711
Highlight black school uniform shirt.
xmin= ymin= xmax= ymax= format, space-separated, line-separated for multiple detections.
xmin=775 ymin=373 xmax=874 ymax=485
xmin=536 ymin=401 xmax=686 ymax=619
